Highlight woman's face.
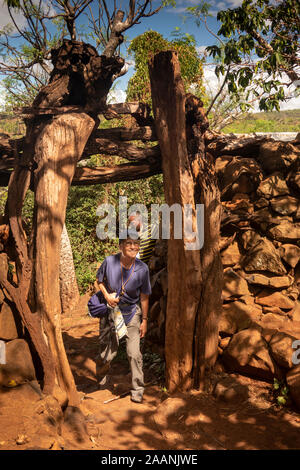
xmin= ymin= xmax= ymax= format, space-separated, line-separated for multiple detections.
xmin=120 ymin=238 xmax=140 ymax=260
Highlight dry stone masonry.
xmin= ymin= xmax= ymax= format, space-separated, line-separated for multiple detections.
xmin=147 ymin=134 xmax=300 ymax=409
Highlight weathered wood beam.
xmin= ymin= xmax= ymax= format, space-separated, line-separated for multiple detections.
xmin=94 ymin=126 xmax=157 ymax=141
xmin=16 ymin=105 xmax=86 ymax=116
xmin=82 ymin=138 xmax=160 ymax=160
xmin=73 ymin=159 xmax=161 ymax=184
xmin=0 ymin=159 xmax=162 ymax=187
xmin=0 ymin=127 xmax=158 ymax=170
xmin=16 ymin=102 xmax=151 ymax=120
xmin=0 ymin=157 xmax=14 ymax=171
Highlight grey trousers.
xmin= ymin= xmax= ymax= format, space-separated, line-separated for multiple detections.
xmin=96 ymin=306 xmax=144 ymax=399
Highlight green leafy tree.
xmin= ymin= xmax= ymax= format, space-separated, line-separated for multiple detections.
xmin=126 ymin=29 xmax=207 ymax=106
xmin=189 ymin=0 xmax=300 ymax=112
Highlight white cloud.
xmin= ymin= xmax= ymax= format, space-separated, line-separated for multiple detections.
xmin=107 ymin=89 xmax=126 ymax=104
xmin=0 ymin=0 xmax=26 ymax=30
xmin=203 ymin=65 xmax=300 ymax=111
xmin=224 ymin=0 xmax=244 ymax=7
xmin=165 ymin=7 xmax=186 ymax=14
xmin=196 ymin=45 xmax=209 ymax=55
xmin=165 ymin=0 xmax=244 ymax=15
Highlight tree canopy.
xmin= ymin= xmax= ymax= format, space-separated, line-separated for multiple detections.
xmin=189 ymin=0 xmax=300 ymax=112
xmin=126 ymin=30 xmax=206 ymax=107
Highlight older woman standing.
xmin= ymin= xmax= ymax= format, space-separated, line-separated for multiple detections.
xmin=89 ymin=235 xmax=151 ymax=403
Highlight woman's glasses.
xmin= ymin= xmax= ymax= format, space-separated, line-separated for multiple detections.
xmin=124 ymin=240 xmax=140 ymax=247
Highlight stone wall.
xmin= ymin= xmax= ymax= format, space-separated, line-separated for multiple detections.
xmin=147 ymin=136 xmax=300 ymax=409
xmin=0 ymin=288 xmax=36 ymax=388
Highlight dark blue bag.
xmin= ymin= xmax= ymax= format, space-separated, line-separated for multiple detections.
xmin=87 ymin=291 xmax=108 ymax=318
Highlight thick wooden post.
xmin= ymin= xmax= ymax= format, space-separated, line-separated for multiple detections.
xmin=33 ymin=112 xmax=95 ymax=405
xmin=149 ymin=51 xmax=202 ymax=392
xmin=149 ymin=51 xmax=222 ymax=392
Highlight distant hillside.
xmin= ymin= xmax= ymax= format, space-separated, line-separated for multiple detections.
xmin=222 ymin=109 xmax=300 ymax=134
xmin=1 ymin=109 xmax=299 ymax=138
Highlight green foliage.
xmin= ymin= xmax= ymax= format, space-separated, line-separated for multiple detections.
xmin=203 ymin=0 xmax=300 ymax=112
xmin=223 ymin=109 xmax=300 ymax=133
xmin=272 ymin=378 xmax=290 ymax=407
xmin=4 ymin=0 xmax=21 ymax=8
xmin=0 ymin=117 xmax=25 ymax=135
xmin=126 ymin=30 xmax=206 ymax=107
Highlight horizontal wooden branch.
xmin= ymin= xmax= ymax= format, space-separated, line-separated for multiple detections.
xmin=0 ymin=159 xmax=162 ymax=188
xmin=16 ymin=102 xmax=151 ymax=120
xmin=72 ymin=159 xmax=162 ymax=185
xmin=16 ymin=105 xmax=87 ymax=116
xmin=0 ymin=127 xmax=159 ymax=169
xmin=94 ymin=126 xmax=157 ymax=141
xmin=82 ymin=137 xmax=160 ymax=160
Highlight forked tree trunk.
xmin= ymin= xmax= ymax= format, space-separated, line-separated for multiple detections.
xmin=33 ymin=112 xmax=95 ymax=405
xmin=149 ymin=51 xmax=222 ymax=392
xmin=0 ymin=40 xmax=124 ymax=408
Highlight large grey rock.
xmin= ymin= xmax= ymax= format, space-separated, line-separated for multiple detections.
xmin=241 ymin=231 xmax=264 ymax=250
xmin=219 ymin=301 xmax=262 ymax=336
xmin=245 ymin=273 xmax=294 ymax=289
xmin=270 ymin=196 xmax=299 ymax=216
xmin=59 ymin=224 xmax=80 ymax=314
xmin=220 ymin=157 xmax=263 ymax=199
xmin=269 ymin=332 xmax=298 ymax=369
xmin=290 ymin=302 xmax=300 ymax=322
xmin=255 ymin=290 xmax=295 ymax=310
xmin=222 ymin=269 xmax=250 ymax=300
xmin=257 ymin=173 xmax=290 ymax=199
xmin=0 ymin=339 xmax=36 ymax=387
xmin=268 ymin=221 xmax=300 ymax=242
xmin=243 ymin=238 xmax=286 ymax=275
xmin=258 ymin=141 xmax=300 ymax=174
xmin=221 ymin=241 xmax=242 ymax=267
xmin=279 ymin=244 xmax=300 ymax=268
xmin=222 ymin=327 xmax=282 ymax=381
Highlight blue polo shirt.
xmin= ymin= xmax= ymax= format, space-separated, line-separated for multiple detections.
xmin=96 ymin=253 xmax=151 ymax=324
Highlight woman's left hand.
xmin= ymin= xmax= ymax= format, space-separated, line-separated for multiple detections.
xmin=140 ymin=319 xmax=147 ymax=338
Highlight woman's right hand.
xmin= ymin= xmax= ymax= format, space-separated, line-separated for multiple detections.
xmin=105 ymin=292 xmax=120 ymax=308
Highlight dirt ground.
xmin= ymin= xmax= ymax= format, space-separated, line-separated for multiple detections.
xmin=1 ymin=297 xmax=300 ymax=451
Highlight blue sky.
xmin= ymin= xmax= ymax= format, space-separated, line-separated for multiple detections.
xmin=0 ymin=0 xmax=299 ymax=110
xmin=113 ymin=0 xmax=225 ymax=91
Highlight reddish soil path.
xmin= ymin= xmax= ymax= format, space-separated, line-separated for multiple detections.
xmin=1 ymin=301 xmax=300 ymax=450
